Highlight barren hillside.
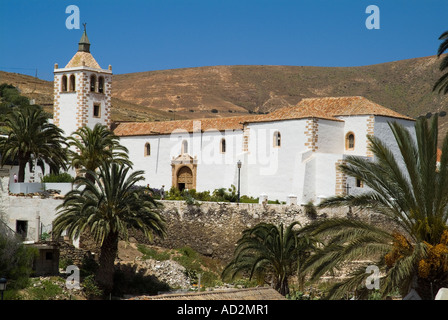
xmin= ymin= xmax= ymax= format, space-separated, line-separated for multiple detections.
xmin=0 ymin=71 xmax=177 ymax=122
xmin=112 ymin=56 xmax=448 ymax=121
xmin=2 ymin=55 xmax=448 ymax=143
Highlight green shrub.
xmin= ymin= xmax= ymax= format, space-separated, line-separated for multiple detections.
xmin=173 ymin=246 xmax=202 ymax=280
xmin=166 ymin=185 xmax=240 ymax=202
xmin=59 ymin=257 xmax=73 ymax=270
xmin=199 ymin=271 xmax=220 ymax=288
xmin=137 ymin=244 xmax=171 ymax=261
xmin=42 ymin=172 xmax=74 ymax=183
xmin=240 ymin=195 xmax=259 ymax=203
xmin=40 ymin=232 xmax=51 ymax=241
xmin=80 ymin=256 xmax=99 ymax=277
xmin=28 ymin=278 xmax=64 ymax=300
xmin=286 ymin=290 xmax=310 ymax=300
xmin=0 ymin=223 xmax=37 ymax=292
xmin=82 ymin=275 xmax=103 ymax=299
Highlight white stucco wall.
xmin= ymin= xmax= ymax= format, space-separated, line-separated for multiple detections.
xmin=56 ymin=91 xmax=79 ymax=136
xmin=120 ymin=134 xmax=173 ymax=189
xmin=243 ymin=119 xmax=308 ymax=202
xmin=337 ymin=115 xmax=371 ymax=156
xmin=373 ymin=116 xmax=416 ymax=158
xmin=314 ymin=153 xmax=344 ymax=203
xmin=119 ymin=128 xmax=245 ymax=192
xmin=316 ymin=119 xmax=344 ymax=154
xmin=195 ymin=129 xmax=244 ymax=192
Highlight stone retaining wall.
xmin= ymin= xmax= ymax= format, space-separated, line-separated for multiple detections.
xmin=133 ymin=200 xmax=373 ymax=262
xmin=2 ymin=192 xmax=390 ymax=263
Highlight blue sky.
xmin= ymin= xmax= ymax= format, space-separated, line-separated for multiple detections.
xmin=0 ymin=0 xmax=447 ymax=81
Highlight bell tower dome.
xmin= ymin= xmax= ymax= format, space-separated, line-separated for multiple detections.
xmin=53 ymin=24 xmax=112 ymax=136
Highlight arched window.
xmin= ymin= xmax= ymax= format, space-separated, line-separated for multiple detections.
xmin=144 ymin=143 xmax=151 ymax=157
xmin=69 ymin=74 xmax=76 ymax=92
xmin=98 ymin=76 xmax=104 ymax=93
xmin=273 ymin=131 xmax=281 ymax=147
xmin=346 ymin=132 xmax=355 ymax=150
xmin=61 ymin=75 xmax=67 ymax=92
xmin=90 ymin=74 xmax=96 ymax=92
xmin=181 ymin=140 xmax=188 ymax=154
xmin=220 ymin=138 xmax=226 ymax=153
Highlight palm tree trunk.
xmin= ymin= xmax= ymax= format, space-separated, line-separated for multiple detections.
xmin=274 ymin=273 xmax=290 ymax=296
xmin=85 ymin=171 xmax=95 ymax=183
xmin=18 ymin=158 xmax=27 ymax=183
xmin=96 ymin=231 xmax=119 ymax=295
xmin=279 ymin=278 xmax=290 ymax=296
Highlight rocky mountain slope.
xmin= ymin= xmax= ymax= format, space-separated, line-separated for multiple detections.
xmin=2 ymin=55 xmax=448 ymax=142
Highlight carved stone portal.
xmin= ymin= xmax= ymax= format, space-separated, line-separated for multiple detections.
xmin=171 ymin=154 xmax=197 ymax=191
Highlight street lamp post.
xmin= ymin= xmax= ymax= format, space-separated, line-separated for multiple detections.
xmin=237 ymin=160 xmax=242 ymax=203
xmin=0 ymin=277 xmax=7 ymax=300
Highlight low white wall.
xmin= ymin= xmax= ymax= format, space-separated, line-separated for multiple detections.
xmin=43 ymin=183 xmax=73 ymax=195
xmin=8 ymin=182 xmax=73 ymax=195
xmin=9 ymin=182 xmax=43 ymax=194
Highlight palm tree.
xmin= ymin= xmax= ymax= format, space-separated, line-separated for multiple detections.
xmin=222 ymin=221 xmax=315 ymax=296
xmin=52 ymin=161 xmax=166 ymax=294
xmin=67 ymin=123 xmax=131 ymax=181
xmin=0 ymin=106 xmax=68 ymax=182
xmin=302 ymin=115 xmax=448 ymax=300
xmin=433 ymin=30 xmax=448 ymax=94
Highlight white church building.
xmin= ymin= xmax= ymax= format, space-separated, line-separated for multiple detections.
xmin=52 ymin=29 xmax=416 ymax=204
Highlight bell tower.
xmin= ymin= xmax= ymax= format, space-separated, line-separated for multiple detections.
xmin=53 ymin=24 xmax=112 ymax=136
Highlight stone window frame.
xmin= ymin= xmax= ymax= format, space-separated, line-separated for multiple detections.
xmin=273 ymin=131 xmax=281 ymax=148
xmin=220 ymin=138 xmax=226 ymax=153
xmin=61 ymin=75 xmax=68 ymax=92
xmin=93 ymin=103 xmax=101 ymax=118
xmin=98 ymin=76 xmax=104 ymax=94
xmin=356 ymin=178 xmax=363 ymax=188
xmin=69 ymin=74 xmax=76 ymax=92
xmin=90 ymin=74 xmax=97 ymax=92
xmin=144 ymin=142 xmax=151 ymax=157
xmin=345 ymin=131 xmax=355 ymax=150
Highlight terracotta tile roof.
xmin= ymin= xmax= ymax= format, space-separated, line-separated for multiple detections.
xmin=113 ymin=96 xmax=414 ymax=136
xmin=285 ymin=96 xmax=413 ymax=121
xmin=114 ymin=115 xmax=262 ymax=137
xmin=127 ymin=287 xmax=287 ymax=300
xmin=65 ymin=51 xmax=101 ymax=69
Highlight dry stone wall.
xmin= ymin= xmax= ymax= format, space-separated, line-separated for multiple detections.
xmin=2 ymin=193 xmax=391 ymax=263
xmin=133 ymin=200 xmax=363 ymax=262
